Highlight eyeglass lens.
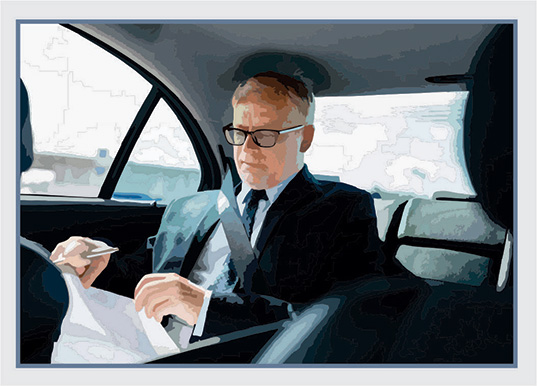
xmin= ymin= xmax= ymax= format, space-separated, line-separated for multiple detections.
xmin=225 ymin=129 xmax=278 ymax=147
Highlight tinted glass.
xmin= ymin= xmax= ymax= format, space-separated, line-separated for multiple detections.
xmin=114 ymin=99 xmax=201 ymax=205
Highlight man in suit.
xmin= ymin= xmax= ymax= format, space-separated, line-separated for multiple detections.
xmin=50 ymin=71 xmax=383 ymax=340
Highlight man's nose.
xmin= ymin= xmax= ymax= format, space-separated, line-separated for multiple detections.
xmin=243 ymin=132 xmax=258 ymax=150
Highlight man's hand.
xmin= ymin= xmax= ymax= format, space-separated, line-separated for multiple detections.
xmin=49 ymin=236 xmax=111 ymax=289
xmin=134 ymin=273 xmax=206 ymax=325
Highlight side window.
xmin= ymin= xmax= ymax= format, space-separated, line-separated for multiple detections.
xmin=20 ymin=24 xmax=201 ymax=203
xmin=114 ymin=99 xmax=201 ymax=205
xmin=20 ymin=24 xmax=152 ymax=197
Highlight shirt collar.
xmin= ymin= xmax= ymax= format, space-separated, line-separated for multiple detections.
xmin=237 ymin=168 xmax=302 ymax=206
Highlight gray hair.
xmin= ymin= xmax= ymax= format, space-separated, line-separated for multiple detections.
xmin=232 ymin=71 xmax=315 ymax=124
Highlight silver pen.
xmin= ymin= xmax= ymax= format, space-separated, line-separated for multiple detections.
xmin=52 ymin=246 xmax=119 ymax=264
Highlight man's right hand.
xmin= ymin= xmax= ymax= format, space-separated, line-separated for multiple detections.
xmin=49 ymin=236 xmax=111 ymax=289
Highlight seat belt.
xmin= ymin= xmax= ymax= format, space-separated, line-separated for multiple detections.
xmin=216 ymin=171 xmax=258 ymax=289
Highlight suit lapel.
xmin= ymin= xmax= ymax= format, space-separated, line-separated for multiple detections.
xmin=178 ymin=171 xmax=237 ymax=279
xmin=153 ymin=191 xmax=220 ymax=274
xmin=179 ymin=218 xmax=219 ymax=279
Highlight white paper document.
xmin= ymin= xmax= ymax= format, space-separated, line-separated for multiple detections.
xmin=51 ymin=271 xmax=182 ymax=364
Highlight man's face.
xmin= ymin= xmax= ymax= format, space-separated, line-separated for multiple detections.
xmin=232 ymin=93 xmax=310 ymax=190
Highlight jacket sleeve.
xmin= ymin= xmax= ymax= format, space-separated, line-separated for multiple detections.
xmin=93 ymin=192 xmax=220 ymax=298
xmin=192 ymin=292 xmax=294 ymax=340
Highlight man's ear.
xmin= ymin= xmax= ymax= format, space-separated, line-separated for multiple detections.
xmin=300 ymin=125 xmax=315 ymax=153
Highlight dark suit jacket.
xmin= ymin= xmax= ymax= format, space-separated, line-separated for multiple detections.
xmin=97 ymin=166 xmax=384 ymax=336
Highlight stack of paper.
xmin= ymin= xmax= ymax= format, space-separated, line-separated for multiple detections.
xmin=51 ymin=270 xmax=181 ymax=364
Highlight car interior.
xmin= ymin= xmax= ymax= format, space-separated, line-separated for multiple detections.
xmin=19 ymin=22 xmax=514 ymax=364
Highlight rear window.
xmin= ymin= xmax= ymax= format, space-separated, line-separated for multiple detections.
xmin=305 ymin=91 xmax=475 ymax=199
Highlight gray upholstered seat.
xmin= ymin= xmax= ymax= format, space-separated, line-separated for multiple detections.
xmin=394 ymin=198 xmax=509 ymax=288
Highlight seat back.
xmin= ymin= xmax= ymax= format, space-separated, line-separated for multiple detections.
xmin=394 ymin=198 xmax=508 ymax=287
xmin=20 ymin=237 xmax=69 ymax=363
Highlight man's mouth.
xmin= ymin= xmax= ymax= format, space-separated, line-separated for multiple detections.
xmin=240 ymin=161 xmax=266 ymax=170
xmin=241 ymin=160 xmax=262 ymax=166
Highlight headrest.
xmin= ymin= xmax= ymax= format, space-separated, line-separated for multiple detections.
xmin=397 ymin=198 xmax=506 ymax=246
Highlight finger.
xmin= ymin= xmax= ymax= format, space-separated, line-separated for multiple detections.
xmin=140 ymin=276 xmax=203 ymax=308
xmin=57 ymin=254 xmax=92 ymax=268
xmin=139 ymin=283 xmax=202 ymax=326
xmin=79 ymin=254 xmax=111 ymax=289
xmin=155 ymin=297 xmax=198 ymax=326
xmin=134 ymin=273 xmax=174 ymax=299
xmin=49 ymin=243 xmax=66 ymax=263
xmin=58 ymin=238 xmax=91 ymax=262
xmin=63 ymin=238 xmax=86 ymax=255
xmin=152 ymin=299 xmax=175 ymax=323
xmin=75 ymin=266 xmax=88 ymax=276
xmin=135 ymin=280 xmax=170 ymax=312
xmin=50 ymin=236 xmax=98 ymax=260
xmin=81 ymin=254 xmax=109 ymax=276
xmin=143 ymin=292 xmax=174 ymax=319
xmin=134 ymin=279 xmax=177 ymax=312
xmin=147 ymin=296 xmax=174 ymax=320
xmin=51 ymin=239 xmax=92 ymax=267
xmin=66 ymin=236 xmax=90 ymax=244
xmin=145 ymin=296 xmax=173 ymax=320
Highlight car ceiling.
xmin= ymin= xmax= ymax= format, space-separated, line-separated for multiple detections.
xmin=71 ymin=22 xmax=496 ymax=158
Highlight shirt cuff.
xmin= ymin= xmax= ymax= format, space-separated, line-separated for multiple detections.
xmin=193 ymin=287 xmax=213 ymax=337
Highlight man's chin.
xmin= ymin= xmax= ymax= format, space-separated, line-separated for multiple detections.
xmin=239 ymin=171 xmax=272 ymax=190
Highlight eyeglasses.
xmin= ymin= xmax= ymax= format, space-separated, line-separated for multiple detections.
xmin=223 ymin=124 xmax=305 ymax=148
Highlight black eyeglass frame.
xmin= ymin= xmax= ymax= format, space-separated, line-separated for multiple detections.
xmin=222 ymin=123 xmax=305 ymax=148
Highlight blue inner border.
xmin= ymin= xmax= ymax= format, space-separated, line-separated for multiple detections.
xmin=15 ymin=19 xmax=518 ymax=369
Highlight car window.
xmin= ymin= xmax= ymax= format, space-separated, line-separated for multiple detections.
xmin=20 ymin=24 xmax=152 ymax=197
xmin=113 ymin=99 xmax=201 ymax=205
xmin=306 ymin=91 xmax=475 ymax=198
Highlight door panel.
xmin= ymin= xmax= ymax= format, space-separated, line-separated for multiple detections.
xmin=21 ymin=197 xmax=165 ymax=257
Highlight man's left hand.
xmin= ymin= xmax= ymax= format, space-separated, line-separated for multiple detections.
xmin=134 ymin=273 xmax=206 ymax=325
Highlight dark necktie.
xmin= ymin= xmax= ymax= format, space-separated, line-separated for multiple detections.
xmin=243 ymin=189 xmax=268 ymax=239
